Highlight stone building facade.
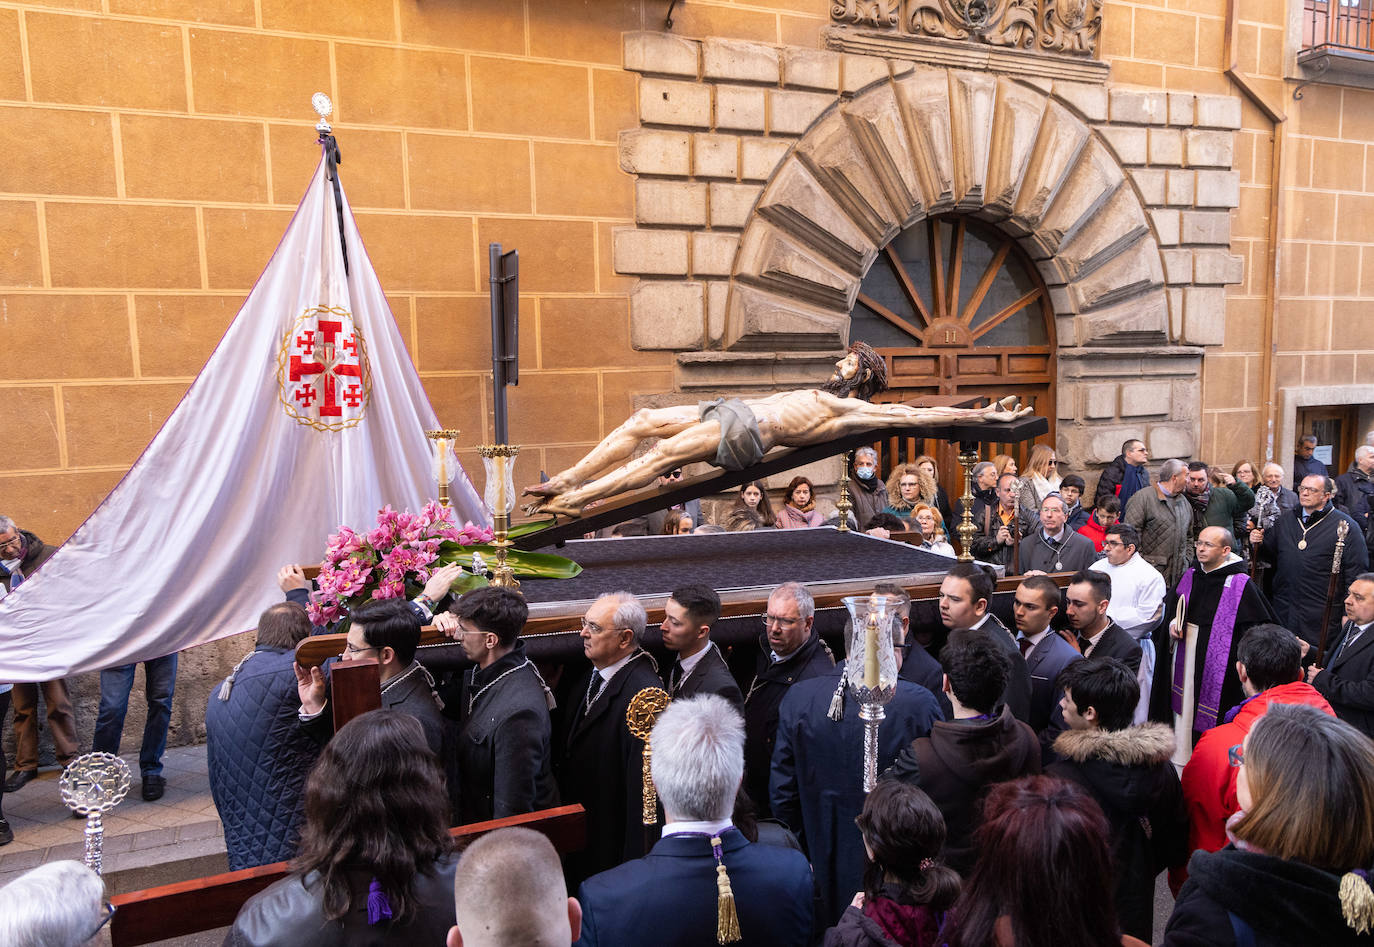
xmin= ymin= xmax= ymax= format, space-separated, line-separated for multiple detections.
xmin=0 ymin=0 xmax=1371 ymax=747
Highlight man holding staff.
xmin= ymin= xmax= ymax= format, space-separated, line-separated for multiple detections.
xmin=1251 ymin=474 xmax=1368 ymax=655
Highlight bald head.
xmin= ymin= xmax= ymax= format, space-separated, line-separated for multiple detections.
xmin=447 ymin=828 xmax=581 ymax=947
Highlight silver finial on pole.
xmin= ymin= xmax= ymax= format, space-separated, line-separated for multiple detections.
xmin=60 ymin=752 xmax=133 ymax=875
xmin=312 ymin=92 xmax=333 ymax=134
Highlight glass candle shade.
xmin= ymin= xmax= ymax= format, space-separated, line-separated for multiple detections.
xmin=478 ymin=446 xmax=519 ymax=518
xmin=841 ymin=592 xmax=900 ymax=704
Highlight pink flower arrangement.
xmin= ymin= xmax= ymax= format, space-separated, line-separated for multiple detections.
xmin=307 ymin=501 xmax=493 ymax=626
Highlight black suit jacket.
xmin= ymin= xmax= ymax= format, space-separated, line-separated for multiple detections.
xmin=1082 ymin=620 xmax=1143 ymax=675
xmin=665 ymin=642 xmax=743 ymax=709
xmin=1314 ymin=620 xmax=1374 ymax=738
xmin=966 ymin=614 xmax=1032 ymax=723
xmin=555 ymin=650 xmax=664 ymax=887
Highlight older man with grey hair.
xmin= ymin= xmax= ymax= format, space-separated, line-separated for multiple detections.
xmin=847 ymin=446 xmax=887 ymax=529
xmin=556 ymin=591 xmax=663 ymax=888
xmin=737 ymin=581 xmax=834 ymax=817
xmin=1124 ymin=458 xmax=1193 ymax=587
xmin=574 ymin=695 xmax=814 ymax=947
xmin=1336 ymin=445 xmax=1374 ymax=532
xmin=0 ymin=860 xmax=108 ymax=947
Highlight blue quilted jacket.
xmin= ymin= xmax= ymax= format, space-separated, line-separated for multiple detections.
xmin=207 ymin=646 xmax=322 ymax=871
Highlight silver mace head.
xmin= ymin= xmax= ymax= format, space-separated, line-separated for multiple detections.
xmin=312 ymin=92 xmax=333 ymax=134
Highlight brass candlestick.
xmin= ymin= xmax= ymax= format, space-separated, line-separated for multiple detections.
xmin=477 ymin=443 xmax=521 ymax=588
xmin=956 ymin=444 xmax=979 ymax=561
xmin=425 ymin=429 xmax=461 ymax=507
xmin=835 ymin=451 xmax=853 ymax=532
xmin=626 ymin=687 xmax=671 ymax=824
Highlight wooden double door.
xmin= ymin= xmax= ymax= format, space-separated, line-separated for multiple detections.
xmin=848 ymin=215 xmax=1057 ymax=500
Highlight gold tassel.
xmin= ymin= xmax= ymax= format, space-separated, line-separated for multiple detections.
xmin=713 ymin=837 xmax=741 ymax=944
xmin=1340 ymin=871 xmax=1374 ymax=934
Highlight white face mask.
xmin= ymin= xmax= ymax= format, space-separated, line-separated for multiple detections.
xmin=855 ymin=465 xmax=876 ymax=480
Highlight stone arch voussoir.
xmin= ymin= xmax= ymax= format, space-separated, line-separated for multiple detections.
xmin=724 ymin=67 xmax=1171 ymax=352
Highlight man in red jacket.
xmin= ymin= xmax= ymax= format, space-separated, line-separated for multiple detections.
xmin=1178 ymin=623 xmax=1333 ymax=877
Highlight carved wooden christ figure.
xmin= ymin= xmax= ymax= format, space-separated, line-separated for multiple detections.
xmin=523 ymin=342 xmax=1033 ymax=516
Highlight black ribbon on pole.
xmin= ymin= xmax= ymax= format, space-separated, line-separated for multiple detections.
xmin=319 ymin=133 xmax=350 ymax=278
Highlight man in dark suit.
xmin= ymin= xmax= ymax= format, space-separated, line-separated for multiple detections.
xmin=1309 ymin=572 xmax=1374 ymax=738
xmin=879 ymin=581 xmax=951 ymax=718
xmin=439 ymin=586 xmax=559 ymax=824
xmin=939 ymin=562 xmax=1032 ymax=722
xmin=575 ymin=695 xmax=814 ymax=947
xmin=1012 ymin=575 xmax=1081 ymax=736
xmin=295 ymin=599 xmax=448 ymax=757
xmin=555 ymin=592 xmax=664 ymax=888
xmin=660 ymin=584 xmax=743 ymax=708
xmin=737 ymin=582 xmax=834 ymax=817
xmin=1065 ymin=570 xmax=1143 ymax=673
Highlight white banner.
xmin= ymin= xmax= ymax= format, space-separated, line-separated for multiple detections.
xmin=0 ymin=148 xmax=486 ymax=680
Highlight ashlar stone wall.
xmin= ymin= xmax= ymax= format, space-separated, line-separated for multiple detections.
xmin=613 ymin=30 xmax=1245 ymax=473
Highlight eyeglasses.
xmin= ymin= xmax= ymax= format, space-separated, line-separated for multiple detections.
xmin=581 ymin=619 xmax=625 ymax=634
xmin=88 ymin=901 xmax=116 ymax=939
xmin=763 ymin=614 xmax=800 ymax=627
xmin=1047 ymin=460 xmax=1058 ymax=466
xmin=0 ymin=532 xmax=21 ymax=552
xmin=344 ymin=642 xmax=379 ymax=655
xmin=1101 ymin=540 xmax=1126 ymax=549
xmin=664 ymin=469 xmax=683 ymax=480
xmin=1297 ymin=485 xmax=1328 ymax=494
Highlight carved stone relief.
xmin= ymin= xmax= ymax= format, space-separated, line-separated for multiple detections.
xmin=832 ymin=0 xmax=1102 ymax=58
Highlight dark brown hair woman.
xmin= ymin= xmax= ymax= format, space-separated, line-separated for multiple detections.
xmin=224 ymin=710 xmax=457 ymax=946
xmin=942 ymin=776 xmax=1145 ymax=947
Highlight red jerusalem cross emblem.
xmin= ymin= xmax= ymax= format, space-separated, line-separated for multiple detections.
xmin=276 ymin=305 xmax=372 ymax=431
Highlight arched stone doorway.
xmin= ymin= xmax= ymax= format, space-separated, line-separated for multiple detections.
xmin=850 ymin=213 xmax=1057 ymax=491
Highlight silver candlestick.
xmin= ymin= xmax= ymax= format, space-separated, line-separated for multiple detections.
xmin=842 ymin=593 xmax=900 ymax=792
xmin=60 ymin=752 xmax=133 ymax=875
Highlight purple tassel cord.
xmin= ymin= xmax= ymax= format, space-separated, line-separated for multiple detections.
xmin=367 ymin=878 xmax=394 ymax=926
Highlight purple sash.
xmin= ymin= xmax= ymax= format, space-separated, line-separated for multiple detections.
xmin=1171 ymin=569 xmax=1249 ymax=732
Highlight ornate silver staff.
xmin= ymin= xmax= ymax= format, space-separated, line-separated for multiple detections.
xmin=841 ymin=593 xmax=899 ymax=792
xmin=60 ymin=752 xmax=132 ymax=875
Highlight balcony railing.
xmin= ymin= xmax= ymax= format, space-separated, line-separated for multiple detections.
xmin=1304 ymin=0 xmax=1374 ymax=53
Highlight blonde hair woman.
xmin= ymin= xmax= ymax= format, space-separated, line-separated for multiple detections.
xmin=911 ymin=503 xmax=955 ymax=558
xmin=883 ymin=463 xmax=935 ymax=517
xmin=1017 ymin=444 xmax=1062 ymax=512
xmin=1165 ymin=704 xmax=1374 ymax=944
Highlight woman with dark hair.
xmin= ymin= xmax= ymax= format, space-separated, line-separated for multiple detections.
xmin=777 ymin=476 xmax=825 ymax=529
xmin=824 ymin=780 xmax=960 ymax=947
xmin=730 ymin=479 xmax=777 ymax=528
xmin=224 ymin=710 xmax=457 ymax=946
xmin=1164 ymin=704 xmax=1374 ymax=946
xmin=942 ymin=775 xmax=1147 ymax=947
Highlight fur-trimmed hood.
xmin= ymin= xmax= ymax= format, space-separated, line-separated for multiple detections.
xmin=1051 ymin=722 xmax=1174 ymax=766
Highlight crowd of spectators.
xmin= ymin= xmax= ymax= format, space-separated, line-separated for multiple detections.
xmin=5 ymin=432 xmax=1374 ymax=946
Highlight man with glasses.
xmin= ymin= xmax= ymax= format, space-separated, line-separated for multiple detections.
xmin=436 ymin=587 xmax=558 ymax=824
xmin=0 ymin=515 xmax=80 ymax=795
xmin=295 ymin=598 xmax=447 ymax=757
xmin=1095 ymin=438 xmax=1152 ymax=511
xmin=1165 ymin=527 xmax=1277 ymax=766
xmin=1251 ymin=475 xmax=1369 ymax=651
xmin=555 ymin=591 xmax=662 ymax=887
xmin=1020 ymin=493 xmax=1100 ymax=576
xmin=737 ymin=582 xmax=834 ymax=818
xmin=1124 ymin=458 xmax=1193 ymax=588
xmin=1091 ymin=523 xmax=1166 ymax=723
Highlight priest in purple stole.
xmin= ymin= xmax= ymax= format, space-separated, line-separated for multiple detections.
xmin=1159 ymin=527 xmax=1277 ymax=765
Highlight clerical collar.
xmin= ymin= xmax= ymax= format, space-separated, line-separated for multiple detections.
xmin=677 ymin=641 xmax=711 ymax=676
xmin=1200 ymin=552 xmax=1242 ymax=574
xmin=596 ymin=648 xmax=638 ymax=683
xmin=663 ymin=817 xmax=734 ymax=838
